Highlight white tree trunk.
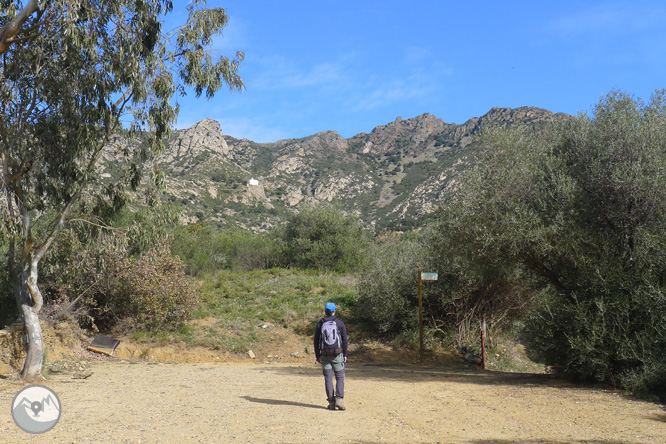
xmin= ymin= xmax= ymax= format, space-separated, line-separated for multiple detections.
xmin=16 ymin=258 xmax=44 ymax=380
xmin=19 ymin=302 xmax=44 ymax=379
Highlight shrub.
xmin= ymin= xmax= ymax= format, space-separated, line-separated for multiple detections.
xmin=356 ymin=239 xmax=425 ymax=333
xmin=357 ymin=227 xmax=533 ymax=347
xmin=39 ymin=204 xmax=198 ymax=332
xmin=172 ymin=224 xmax=281 ymax=274
xmin=277 ymin=204 xmax=370 ymax=273
xmin=172 ymin=224 xmax=230 ymax=275
xmin=97 ymin=244 xmax=199 ymax=331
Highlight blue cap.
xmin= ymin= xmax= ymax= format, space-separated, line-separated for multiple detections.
xmin=325 ymin=302 xmax=336 ymax=313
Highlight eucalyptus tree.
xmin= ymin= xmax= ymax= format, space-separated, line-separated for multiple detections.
xmin=0 ymin=0 xmax=244 ymax=379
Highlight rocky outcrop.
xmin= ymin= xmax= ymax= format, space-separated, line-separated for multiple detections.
xmin=165 ymin=118 xmax=229 ymax=163
xmin=299 ymin=130 xmax=348 ymax=153
xmin=314 ymin=174 xmax=376 ymax=202
xmin=247 ymin=180 xmax=273 ymax=208
xmin=350 ymin=113 xmax=454 ymax=155
xmin=481 ymin=106 xmax=561 ymax=124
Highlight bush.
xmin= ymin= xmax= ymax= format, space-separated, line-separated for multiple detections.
xmin=172 ymin=224 xmax=230 ymax=275
xmin=95 ymin=244 xmax=199 ymax=331
xmin=172 ymin=224 xmax=281 ymax=275
xmin=357 ymin=227 xmax=533 ymax=348
xmin=356 ymin=239 xmax=425 ymax=333
xmin=39 ymin=205 xmax=198 ymax=332
xmin=425 ymin=219 xmax=536 ymax=347
xmin=524 ymin=283 xmax=666 ymax=397
xmin=277 ymin=204 xmax=370 ymax=273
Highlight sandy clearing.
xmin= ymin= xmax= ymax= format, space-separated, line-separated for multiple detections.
xmin=1 ymin=360 xmax=665 ymax=444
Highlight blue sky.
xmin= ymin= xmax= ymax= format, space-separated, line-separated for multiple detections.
xmin=168 ymin=1 xmax=666 ymax=142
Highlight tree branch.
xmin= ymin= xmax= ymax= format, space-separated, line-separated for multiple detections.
xmin=67 ymin=217 xmax=122 ymax=231
xmin=1 ymin=161 xmax=32 ymax=186
xmin=4 ymin=31 xmax=43 ymax=44
xmin=33 ymin=113 xmax=124 ymax=264
xmin=0 ymin=0 xmax=46 ymax=56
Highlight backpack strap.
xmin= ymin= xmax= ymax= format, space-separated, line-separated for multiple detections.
xmin=317 ymin=317 xmax=325 ymax=349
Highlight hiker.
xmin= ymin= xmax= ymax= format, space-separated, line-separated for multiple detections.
xmin=314 ymin=302 xmax=348 ymax=410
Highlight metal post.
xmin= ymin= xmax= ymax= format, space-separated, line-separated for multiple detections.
xmin=418 ymin=269 xmax=423 ymax=362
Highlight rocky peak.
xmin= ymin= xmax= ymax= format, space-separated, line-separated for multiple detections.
xmin=480 ymin=106 xmax=558 ymax=125
xmin=164 ymin=118 xmax=229 ymax=163
xmin=302 ymin=130 xmax=348 ymax=153
xmin=353 ymin=113 xmax=450 ymax=155
xmin=371 ymin=113 xmax=445 ymax=136
xmin=449 ymin=107 xmax=564 ymax=144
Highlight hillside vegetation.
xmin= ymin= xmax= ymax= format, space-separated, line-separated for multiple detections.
xmin=3 ymin=91 xmax=666 ymax=402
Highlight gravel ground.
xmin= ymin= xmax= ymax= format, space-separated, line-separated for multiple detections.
xmin=1 ymin=360 xmax=665 ymax=444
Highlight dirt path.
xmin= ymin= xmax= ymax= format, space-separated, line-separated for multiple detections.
xmin=1 ymin=359 xmax=665 ymax=444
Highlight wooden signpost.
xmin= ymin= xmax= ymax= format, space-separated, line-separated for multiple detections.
xmin=481 ymin=318 xmax=487 ymax=370
xmin=418 ymin=270 xmax=437 ymax=361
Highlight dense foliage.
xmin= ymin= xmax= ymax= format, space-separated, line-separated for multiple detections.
xmin=172 ymin=223 xmax=281 ymax=275
xmin=277 ymin=204 xmax=370 ymax=273
xmin=357 ymin=225 xmax=533 ymax=348
xmin=170 ymin=204 xmax=371 ymax=274
xmin=448 ymin=90 xmax=666 ymax=399
xmin=93 ymin=244 xmax=198 ymax=331
xmin=356 ymin=237 xmax=426 ymax=335
xmin=35 ymin=205 xmax=197 ymax=332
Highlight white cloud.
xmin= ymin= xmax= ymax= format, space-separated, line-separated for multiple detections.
xmin=547 ymin=2 xmax=666 ymax=39
xmin=353 ymin=80 xmax=427 ymax=111
xmin=542 ymin=2 xmax=666 ymax=69
xmin=351 ymin=63 xmax=453 ymax=111
xmin=249 ymin=55 xmax=348 ymax=91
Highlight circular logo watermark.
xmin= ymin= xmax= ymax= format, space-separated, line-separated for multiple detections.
xmin=11 ymin=385 xmax=62 ymax=434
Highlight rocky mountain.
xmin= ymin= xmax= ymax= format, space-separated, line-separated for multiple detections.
xmin=137 ymin=106 xmax=568 ymax=232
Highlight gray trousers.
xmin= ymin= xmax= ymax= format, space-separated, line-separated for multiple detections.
xmin=320 ymin=353 xmax=345 ymax=401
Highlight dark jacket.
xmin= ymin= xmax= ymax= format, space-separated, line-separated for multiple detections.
xmin=314 ymin=315 xmax=348 ymax=359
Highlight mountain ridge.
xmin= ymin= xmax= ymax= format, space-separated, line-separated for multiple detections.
xmin=125 ymin=106 xmax=570 ymax=232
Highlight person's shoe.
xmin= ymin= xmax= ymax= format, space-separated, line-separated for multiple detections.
xmin=327 ymin=400 xmax=336 ymax=410
xmin=335 ymin=398 xmax=346 ymax=410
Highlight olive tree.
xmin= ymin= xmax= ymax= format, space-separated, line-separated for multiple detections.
xmin=451 ymin=90 xmax=666 ymax=397
xmin=0 ymin=0 xmax=243 ymax=379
